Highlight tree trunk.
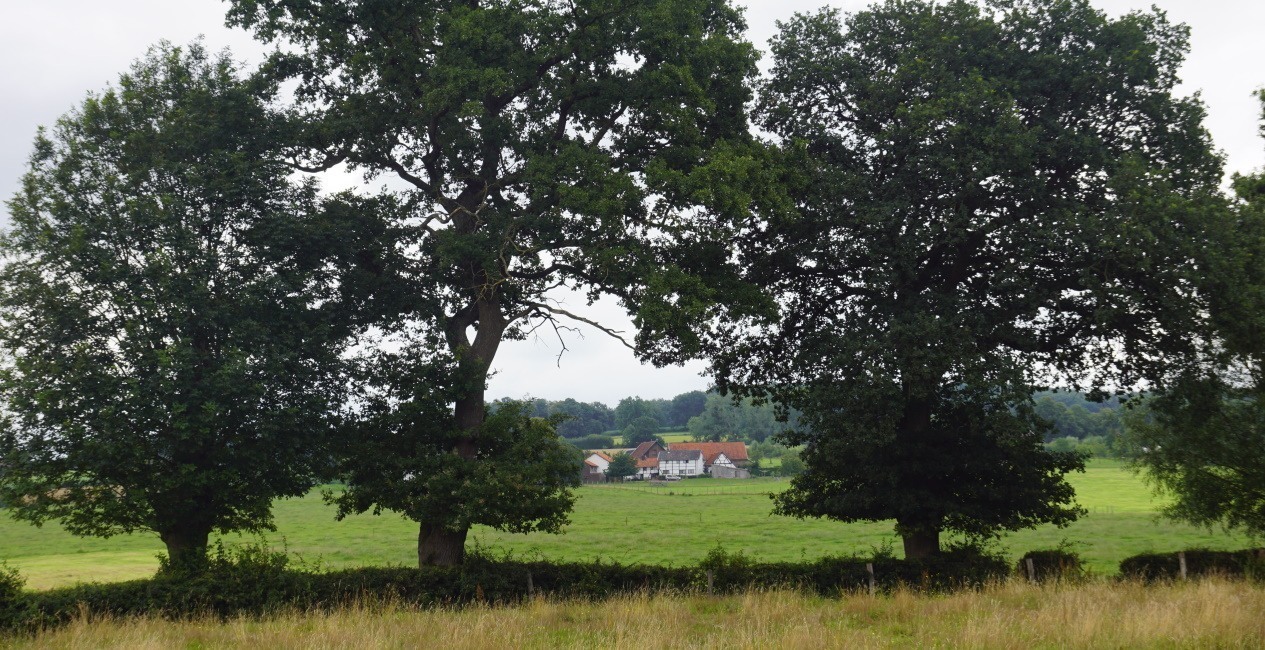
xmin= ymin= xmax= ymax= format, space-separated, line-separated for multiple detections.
xmin=433 ymin=293 xmax=507 ymax=566
xmin=159 ymin=526 xmax=211 ymax=571
xmin=418 ymin=522 xmax=469 ymax=567
xmin=897 ymin=379 xmax=943 ymax=560
xmin=900 ymin=526 xmax=941 ymax=560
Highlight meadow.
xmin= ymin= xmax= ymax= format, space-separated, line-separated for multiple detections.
xmin=7 ymin=579 xmax=1265 ymax=648
xmin=0 ymin=459 xmax=1253 ymax=589
xmin=607 ymin=431 xmax=692 ymax=447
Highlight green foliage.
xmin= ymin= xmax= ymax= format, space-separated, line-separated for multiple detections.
xmin=605 ymin=453 xmax=637 ymax=481
xmin=716 ymin=0 xmax=1226 ymax=553
xmin=544 ymin=399 xmax=615 ymax=438
xmin=564 ymin=434 xmax=616 ymax=451
xmin=698 ymin=545 xmax=1009 ymax=594
xmin=223 ymin=0 xmax=770 ymax=563
xmin=615 ymin=399 xmax=665 ymax=432
xmin=1034 ymin=394 xmax=1126 ymax=443
xmin=687 ymin=393 xmax=800 ymax=442
xmin=1015 ymin=546 xmax=1085 ymax=582
xmin=1119 ymin=548 xmax=1265 ymax=582
xmin=16 ymin=542 xmax=316 ymax=630
xmin=1129 ymin=92 xmax=1265 ymax=538
xmin=669 ymin=391 xmax=709 ymax=428
xmin=0 ymin=42 xmax=353 ymax=566
xmin=1045 ymin=435 xmax=1115 ymax=458
xmin=3 ymin=548 xmax=1019 ymax=632
xmin=0 ymin=562 xmax=25 ymax=631
xmin=329 ymin=401 xmax=582 ymax=537
xmin=1127 ymin=386 xmax=1265 ymax=536
xmin=621 ymin=417 xmax=663 ymax=446
xmin=777 ymin=454 xmax=806 ymax=477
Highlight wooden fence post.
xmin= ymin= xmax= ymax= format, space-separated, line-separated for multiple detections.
xmin=706 ymin=570 xmax=715 ymax=596
xmin=527 ymin=570 xmax=534 ymax=597
xmin=1179 ymin=552 xmax=1188 ymax=581
xmin=1025 ymin=557 xmax=1036 ymax=584
xmin=866 ymin=562 xmax=876 ymax=596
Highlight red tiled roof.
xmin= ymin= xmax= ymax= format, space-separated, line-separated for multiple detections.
xmin=591 ymin=451 xmax=614 ymax=462
xmin=668 ymin=442 xmax=748 ymax=465
xmin=630 ymin=441 xmax=663 ymax=460
xmin=636 ymin=458 xmax=658 ymax=469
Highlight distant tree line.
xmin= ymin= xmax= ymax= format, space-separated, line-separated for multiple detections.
xmin=505 ymin=389 xmax=811 ymax=450
xmin=515 ymin=391 xmax=708 ymax=440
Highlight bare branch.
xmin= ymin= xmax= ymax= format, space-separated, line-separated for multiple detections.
xmin=521 ymin=299 xmax=636 ymax=352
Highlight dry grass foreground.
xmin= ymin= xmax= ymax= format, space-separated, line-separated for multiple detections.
xmin=5 ymin=578 xmax=1264 ymax=649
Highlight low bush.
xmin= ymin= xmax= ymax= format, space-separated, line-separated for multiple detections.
xmin=1119 ymin=548 xmax=1265 ymax=581
xmin=698 ymin=544 xmax=1009 ymax=595
xmin=0 ymin=563 xmax=26 ymax=630
xmin=1016 ymin=548 xmax=1084 ymax=582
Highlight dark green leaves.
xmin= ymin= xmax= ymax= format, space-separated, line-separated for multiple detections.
xmin=0 ymin=42 xmax=350 ymax=559
xmin=715 ymin=0 xmax=1227 ymax=546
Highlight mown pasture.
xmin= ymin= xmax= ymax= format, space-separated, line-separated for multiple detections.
xmin=0 ymin=459 xmax=1252 ymax=589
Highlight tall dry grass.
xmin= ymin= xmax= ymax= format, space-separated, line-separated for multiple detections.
xmin=5 ymin=577 xmax=1264 ymax=649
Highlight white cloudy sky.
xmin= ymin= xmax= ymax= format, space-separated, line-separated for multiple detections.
xmin=2 ymin=1 xmax=1262 ymax=406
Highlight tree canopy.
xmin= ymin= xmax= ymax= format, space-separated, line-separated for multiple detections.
xmin=1127 ymin=89 xmax=1265 ymax=536
xmin=0 ymin=42 xmax=353 ymax=567
xmin=622 ymin=416 xmax=663 ymax=446
xmin=225 ymin=0 xmax=769 ymax=565
xmin=713 ymin=0 xmax=1228 ymax=557
xmin=605 ymin=452 xmax=638 ymax=481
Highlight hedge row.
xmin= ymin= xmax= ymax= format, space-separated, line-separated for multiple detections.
xmin=1119 ymin=548 xmax=1265 ymax=581
xmin=1014 ymin=549 xmax=1084 ymax=582
xmin=15 ymin=546 xmax=1265 ymax=632
xmin=0 ymin=545 xmax=1011 ymax=633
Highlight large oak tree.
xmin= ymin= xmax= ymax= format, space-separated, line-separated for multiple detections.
xmin=714 ymin=0 xmax=1227 ymax=558
xmin=0 ymin=43 xmax=355 ymax=568
xmin=225 ymin=0 xmax=771 ymax=564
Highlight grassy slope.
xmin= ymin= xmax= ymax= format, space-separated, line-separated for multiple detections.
xmin=0 ymin=459 xmax=1252 ymax=589
xmin=10 ymin=580 xmax=1265 ymax=648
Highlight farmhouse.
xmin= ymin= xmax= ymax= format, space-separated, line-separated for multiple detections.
xmin=581 ymin=442 xmax=752 ymax=482
xmin=657 ymin=449 xmax=705 ymax=477
xmin=629 ymin=440 xmax=666 ymax=461
xmin=635 ymin=457 xmax=659 ymax=480
xmin=667 ymin=442 xmax=749 ymax=470
xmin=584 ymin=451 xmax=613 ymax=473
xmin=581 ymin=451 xmax=613 ymax=483
xmin=706 ymin=451 xmax=749 ymax=478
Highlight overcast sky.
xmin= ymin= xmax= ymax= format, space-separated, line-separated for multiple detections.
xmin=2 ymin=1 xmax=1262 ymax=407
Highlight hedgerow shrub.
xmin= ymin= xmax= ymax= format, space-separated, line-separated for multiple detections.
xmin=23 ymin=543 xmax=315 ymax=628
xmin=698 ymin=544 xmax=1009 ymax=595
xmin=0 ymin=543 xmax=1012 ymax=634
xmin=1016 ymin=548 xmax=1085 ymax=582
xmin=1119 ymin=548 xmax=1265 ymax=581
xmin=0 ymin=563 xmax=26 ymax=631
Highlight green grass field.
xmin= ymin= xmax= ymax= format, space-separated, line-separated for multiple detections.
xmin=0 ymin=459 xmax=1252 ymax=589
xmin=608 ymin=431 xmax=692 ymax=447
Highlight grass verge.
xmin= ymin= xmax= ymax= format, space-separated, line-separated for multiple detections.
xmin=5 ymin=578 xmax=1264 ymax=649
